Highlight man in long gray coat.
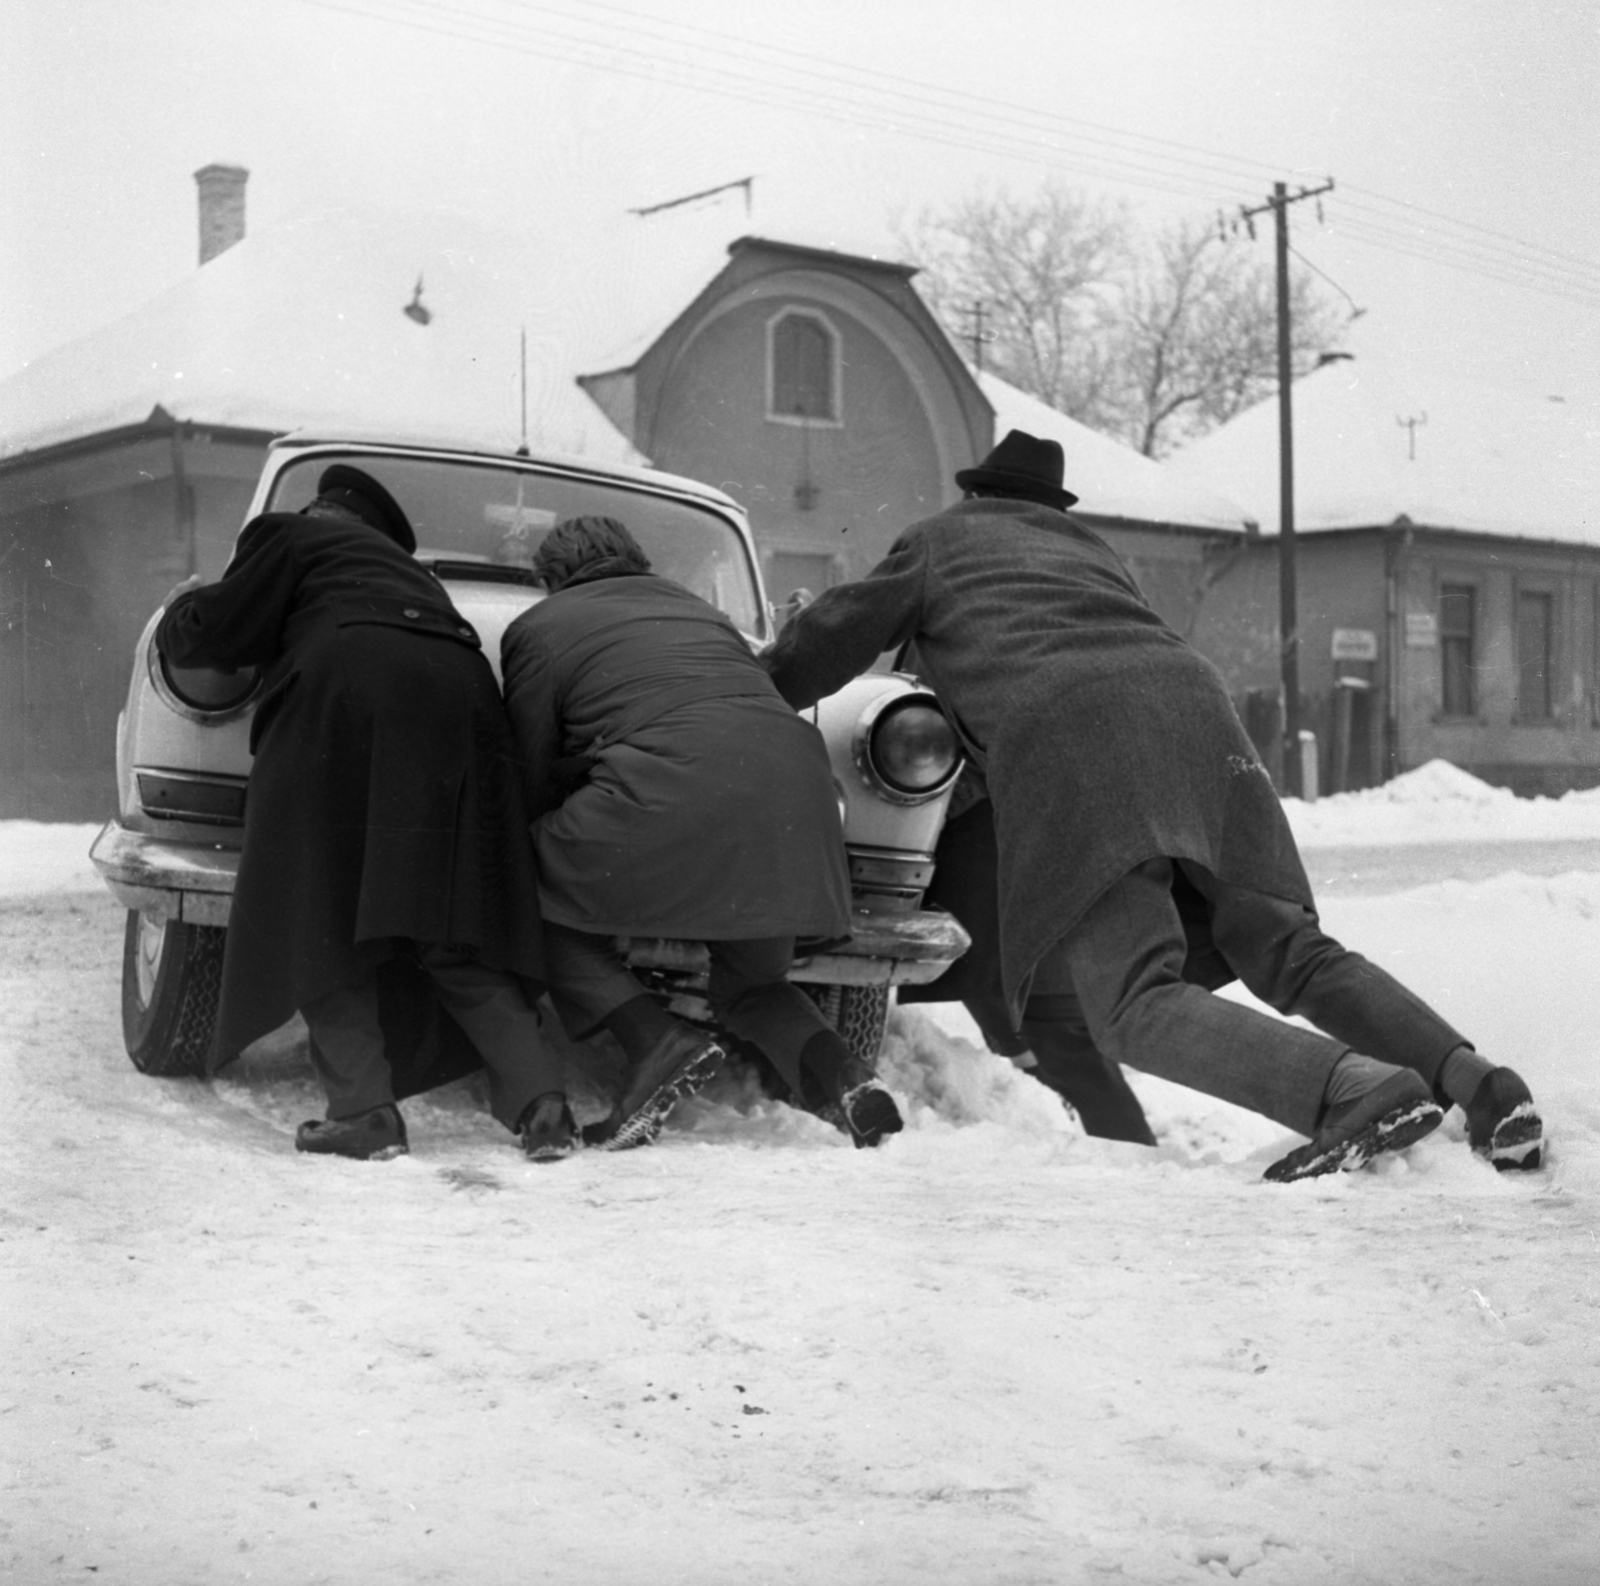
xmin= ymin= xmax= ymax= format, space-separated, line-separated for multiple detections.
xmin=501 ymin=515 xmax=903 ymax=1150
xmin=762 ymin=431 xmax=1544 ymax=1181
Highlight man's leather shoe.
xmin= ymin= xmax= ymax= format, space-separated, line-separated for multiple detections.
xmin=1265 ymin=1069 xmax=1442 ymax=1183
xmin=519 ymin=1093 xmax=578 ymax=1162
xmin=597 ymin=1025 xmax=724 ymax=1151
xmin=1466 ymin=1068 xmax=1543 ymax=1171
xmin=295 ymin=1104 xmax=408 ymax=1160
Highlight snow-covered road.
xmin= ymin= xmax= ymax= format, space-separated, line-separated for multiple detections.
xmin=4 ymin=766 xmax=1599 ymax=1585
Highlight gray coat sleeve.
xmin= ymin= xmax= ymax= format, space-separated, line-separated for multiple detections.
xmin=761 ymin=532 xmax=928 ymax=709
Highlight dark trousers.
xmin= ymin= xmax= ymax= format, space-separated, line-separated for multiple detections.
xmin=302 ymin=945 xmax=561 ymax=1129
xmin=1042 ymin=859 xmax=1470 ymax=1136
xmin=543 ymin=924 xmax=835 ymax=1098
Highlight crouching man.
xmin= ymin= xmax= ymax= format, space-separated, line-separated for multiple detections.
xmin=501 ymin=514 xmax=903 ymax=1150
xmin=158 ymin=466 xmax=574 ymax=1161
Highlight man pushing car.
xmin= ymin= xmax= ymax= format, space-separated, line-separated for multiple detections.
xmin=761 ymin=430 xmax=1543 ymax=1182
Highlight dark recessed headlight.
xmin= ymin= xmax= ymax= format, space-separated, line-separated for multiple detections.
xmin=148 ymin=636 xmax=261 ymax=721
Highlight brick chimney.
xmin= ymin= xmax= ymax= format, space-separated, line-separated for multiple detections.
xmin=194 ymin=163 xmax=249 ymax=265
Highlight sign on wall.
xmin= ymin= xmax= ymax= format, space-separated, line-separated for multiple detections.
xmin=1331 ymin=627 xmax=1378 ymax=661
xmin=1405 ymin=612 xmax=1439 ymax=648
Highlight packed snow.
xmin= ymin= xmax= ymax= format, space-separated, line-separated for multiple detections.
xmin=4 ymin=762 xmax=1599 ymax=1584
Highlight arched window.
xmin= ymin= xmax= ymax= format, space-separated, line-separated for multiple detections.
xmin=768 ymin=310 xmax=839 ymax=424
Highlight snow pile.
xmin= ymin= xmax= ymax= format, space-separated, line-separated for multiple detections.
xmin=0 ymin=820 xmax=105 ymax=896
xmin=1286 ymin=758 xmax=1600 ymax=847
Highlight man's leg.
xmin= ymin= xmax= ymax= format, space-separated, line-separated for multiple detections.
xmin=1059 ymin=860 xmax=1346 ymax=1137
xmin=301 ymin=973 xmax=395 ymax=1118
xmin=708 ymin=938 xmax=902 ymax=1147
xmin=1185 ymin=865 xmax=1469 ymax=1096
xmin=1187 ymin=866 xmax=1542 ymax=1170
xmin=540 ymin=923 xmax=722 ymax=1149
xmin=297 ymin=972 xmax=408 ymax=1158
xmin=417 ymin=945 xmax=565 ymax=1132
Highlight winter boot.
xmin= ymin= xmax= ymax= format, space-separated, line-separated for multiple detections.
xmin=1265 ymin=1060 xmax=1442 ymax=1183
xmin=589 ymin=1024 xmax=725 ymax=1151
xmin=1465 ymin=1067 xmax=1543 ymax=1171
xmin=295 ymin=1103 xmax=409 ymax=1161
xmin=519 ymin=1093 xmax=578 ymax=1163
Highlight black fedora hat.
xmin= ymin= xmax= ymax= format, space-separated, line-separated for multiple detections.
xmin=313 ymin=464 xmax=416 ymax=553
xmin=954 ymin=429 xmax=1078 ymax=509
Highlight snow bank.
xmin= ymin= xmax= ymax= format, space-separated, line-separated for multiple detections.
xmin=0 ymin=820 xmax=105 ymax=896
xmin=1286 ymin=759 xmax=1600 ymax=847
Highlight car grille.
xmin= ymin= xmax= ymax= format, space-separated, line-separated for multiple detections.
xmin=848 ymin=847 xmax=935 ymax=913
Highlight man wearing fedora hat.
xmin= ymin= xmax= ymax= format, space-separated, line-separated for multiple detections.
xmin=157 ymin=464 xmax=579 ymax=1162
xmin=763 ymin=429 xmax=1543 ymax=1181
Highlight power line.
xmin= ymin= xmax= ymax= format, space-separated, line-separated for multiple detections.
xmin=292 ymin=0 xmax=1600 ymax=310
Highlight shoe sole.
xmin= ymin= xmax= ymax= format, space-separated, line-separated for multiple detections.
xmin=295 ymin=1139 xmax=410 ymax=1161
xmin=1264 ymin=1099 xmax=1444 ymax=1184
xmin=1477 ymin=1101 xmax=1543 ymax=1171
xmin=603 ymin=1039 xmax=725 ymax=1152
xmin=841 ymin=1084 xmax=905 ymax=1150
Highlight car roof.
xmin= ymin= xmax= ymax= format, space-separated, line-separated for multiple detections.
xmin=266 ymin=430 xmax=745 ymax=515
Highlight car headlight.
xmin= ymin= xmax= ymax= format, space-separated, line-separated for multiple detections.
xmin=854 ymin=692 xmax=961 ymax=804
xmin=148 ymin=635 xmax=261 ymax=722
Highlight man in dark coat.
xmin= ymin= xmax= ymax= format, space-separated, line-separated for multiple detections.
xmin=501 ymin=514 xmax=904 ymax=1149
xmin=157 ymin=464 xmax=575 ymax=1162
xmin=763 ymin=431 xmax=1544 ymax=1181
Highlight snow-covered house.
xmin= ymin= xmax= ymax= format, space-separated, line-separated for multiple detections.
xmin=1166 ymin=356 xmax=1600 ymax=794
xmin=0 ymin=168 xmax=1249 ymax=817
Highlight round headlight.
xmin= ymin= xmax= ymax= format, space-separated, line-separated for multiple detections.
xmin=868 ymin=698 xmax=960 ymax=797
xmin=149 ymin=639 xmax=262 ymax=721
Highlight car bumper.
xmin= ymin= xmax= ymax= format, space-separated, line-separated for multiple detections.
xmin=90 ymin=820 xmax=970 ymax=987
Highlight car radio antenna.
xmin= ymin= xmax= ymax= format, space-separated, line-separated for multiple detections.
xmin=517 ymin=327 xmax=529 ymax=457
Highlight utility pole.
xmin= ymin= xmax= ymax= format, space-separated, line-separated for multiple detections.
xmin=1239 ymin=177 xmax=1334 ymax=796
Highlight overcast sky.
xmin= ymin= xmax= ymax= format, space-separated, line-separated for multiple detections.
xmin=4 ymin=0 xmax=1598 ymax=406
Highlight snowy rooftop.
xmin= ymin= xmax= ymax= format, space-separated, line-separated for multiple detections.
xmin=0 ymin=198 xmax=933 ymax=477
xmin=978 ymin=371 xmax=1251 ymax=533
xmin=1163 ymin=355 xmax=1600 ymax=546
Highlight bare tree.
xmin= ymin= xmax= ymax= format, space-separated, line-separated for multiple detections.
xmin=897 ymin=187 xmax=1348 ymax=458
xmin=1104 ymin=218 xmax=1348 ymax=456
xmin=894 ymin=184 xmax=1131 ymax=422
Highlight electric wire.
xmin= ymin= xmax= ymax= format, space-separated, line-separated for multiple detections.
xmin=291 ymin=0 xmax=1600 ymax=309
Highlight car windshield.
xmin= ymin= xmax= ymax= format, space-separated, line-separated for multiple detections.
xmin=266 ymin=452 xmax=765 ymax=637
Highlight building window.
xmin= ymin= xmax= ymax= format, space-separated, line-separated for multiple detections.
xmin=1516 ymin=589 xmax=1554 ymax=719
xmin=768 ymin=310 xmax=839 ymax=424
xmin=1439 ymin=583 xmax=1476 ymax=716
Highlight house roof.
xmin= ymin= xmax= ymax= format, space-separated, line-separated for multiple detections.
xmin=977 ymin=372 xmax=1250 ymax=532
xmin=1163 ymin=356 xmax=1600 ymax=546
xmin=0 ymin=199 xmax=935 ymax=478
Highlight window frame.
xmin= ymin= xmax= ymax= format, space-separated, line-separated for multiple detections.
xmin=765 ymin=307 xmax=843 ymax=428
xmin=1512 ymin=577 xmax=1559 ymax=724
xmin=1436 ymin=578 xmax=1479 ymax=721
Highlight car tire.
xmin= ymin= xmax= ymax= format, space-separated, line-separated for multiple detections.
xmin=802 ymin=982 xmax=891 ymax=1066
xmin=121 ymin=909 xmax=225 ymax=1077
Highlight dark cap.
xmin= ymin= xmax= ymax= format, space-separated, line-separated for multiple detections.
xmin=954 ymin=429 xmax=1078 ymax=510
xmin=312 ymin=464 xmax=416 ymax=553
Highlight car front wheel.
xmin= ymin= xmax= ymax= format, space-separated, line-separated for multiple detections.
xmin=121 ymin=908 xmax=225 ymax=1076
xmin=803 ymin=982 xmax=891 ymax=1067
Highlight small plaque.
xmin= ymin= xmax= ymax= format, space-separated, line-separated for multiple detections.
xmin=1331 ymin=627 xmax=1378 ymax=661
xmin=1405 ymin=612 xmax=1438 ymax=649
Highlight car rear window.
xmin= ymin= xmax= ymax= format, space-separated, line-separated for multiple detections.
xmin=266 ymin=453 xmax=765 ymax=636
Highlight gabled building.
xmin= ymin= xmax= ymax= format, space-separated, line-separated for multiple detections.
xmin=1166 ymin=356 xmax=1600 ymax=794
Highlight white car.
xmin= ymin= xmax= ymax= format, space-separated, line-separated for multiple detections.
xmin=91 ymin=434 xmax=969 ymax=1091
